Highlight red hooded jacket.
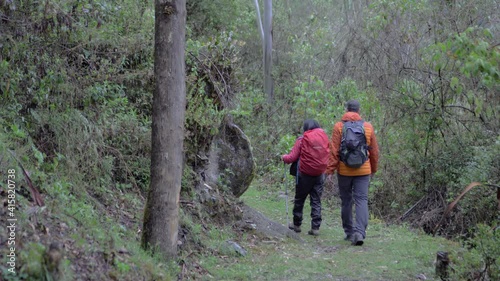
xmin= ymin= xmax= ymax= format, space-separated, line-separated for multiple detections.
xmin=282 ymin=128 xmax=330 ymax=176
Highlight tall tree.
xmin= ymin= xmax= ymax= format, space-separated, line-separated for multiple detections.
xmin=254 ymin=0 xmax=274 ymax=103
xmin=142 ymin=0 xmax=187 ymax=258
xmin=263 ymin=0 xmax=273 ymax=103
xmin=253 ymin=0 xmax=264 ymax=43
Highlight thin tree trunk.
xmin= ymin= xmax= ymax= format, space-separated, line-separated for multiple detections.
xmin=253 ymin=0 xmax=264 ymax=44
xmin=142 ymin=0 xmax=186 ymax=259
xmin=263 ymin=0 xmax=273 ymax=103
xmin=344 ymin=0 xmax=350 ymax=25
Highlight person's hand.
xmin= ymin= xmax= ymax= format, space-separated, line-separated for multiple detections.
xmin=276 ymin=153 xmax=282 ymax=162
xmin=370 ymin=173 xmax=375 ymax=179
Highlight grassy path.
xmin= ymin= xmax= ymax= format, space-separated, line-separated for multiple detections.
xmin=198 ymin=184 xmax=459 ymax=281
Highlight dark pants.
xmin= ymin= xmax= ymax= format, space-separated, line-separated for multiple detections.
xmin=338 ymin=174 xmax=370 ymax=238
xmin=293 ymin=173 xmax=324 ymax=230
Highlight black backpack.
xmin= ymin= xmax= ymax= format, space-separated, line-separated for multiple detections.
xmin=339 ymin=120 xmax=368 ymax=168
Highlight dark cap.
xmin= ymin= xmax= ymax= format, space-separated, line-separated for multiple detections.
xmin=346 ymin=100 xmax=360 ymax=112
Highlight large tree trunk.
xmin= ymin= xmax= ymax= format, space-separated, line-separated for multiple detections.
xmin=142 ymin=0 xmax=186 ymax=259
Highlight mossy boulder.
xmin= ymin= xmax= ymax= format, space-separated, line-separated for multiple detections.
xmin=206 ymin=120 xmax=255 ymax=197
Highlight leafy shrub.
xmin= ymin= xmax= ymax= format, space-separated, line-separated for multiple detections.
xmin=451 ymin=224 xmax=500 ymax=280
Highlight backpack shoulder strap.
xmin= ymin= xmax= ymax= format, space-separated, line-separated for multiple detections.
xmin=357 ymin=120 xmax=365 ymax=132
xmin=341 ymin=120 xmax=348 ymax=134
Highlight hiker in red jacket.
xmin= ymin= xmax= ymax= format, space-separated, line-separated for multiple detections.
xmin=282 ymin=119 xmax=330 ymax=236
xmin=326 ymin=100 xmax=379 ymax=246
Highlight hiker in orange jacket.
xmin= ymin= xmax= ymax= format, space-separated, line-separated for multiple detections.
xmin=326 ymin=100 xmax=379 ymax=246
xmin=282 ymin=119 xmax=329 ymax=236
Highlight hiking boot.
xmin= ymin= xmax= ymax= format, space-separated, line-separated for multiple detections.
xmin=344 ymin=234 xmax=352 ymax=241
xmin=288 ymin=224 xmax=301 ymax=233
xmin=351 ymin=232 xmax=364 ymax=246
xmin=308 ymin=229 xmax=320 ymax=236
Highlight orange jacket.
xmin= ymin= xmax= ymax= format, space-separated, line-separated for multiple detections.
xmin=326 ymin=112 xmax=379 ymax=176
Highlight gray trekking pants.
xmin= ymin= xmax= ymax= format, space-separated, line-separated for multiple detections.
xmin=338 ymin=174 xmax=370 ymax=238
